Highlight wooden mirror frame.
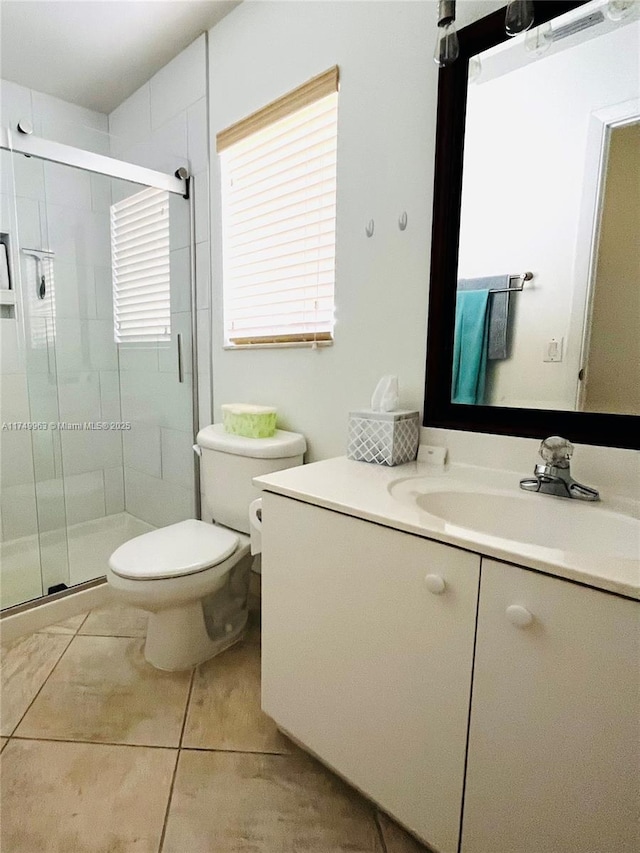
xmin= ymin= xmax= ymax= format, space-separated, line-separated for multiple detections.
xmin=423 ymin=0 xmax=639 ymax=450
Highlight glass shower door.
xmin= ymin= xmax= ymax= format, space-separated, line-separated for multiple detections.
xmin=34 ymin=157 xmax=115 ymax=591
xmin=0 ymin=146 xmax=61 ymax=607
xmin=43 ymin=167 xmax=196 ymax=586
xmin=1 ymin=142 xmax=196 ymax=610
xmin=109 ymin=178 xmax=196 ymax=534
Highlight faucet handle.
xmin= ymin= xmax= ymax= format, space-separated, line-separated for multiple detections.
xmin=539 ymin=436 xmax=573 ymax=468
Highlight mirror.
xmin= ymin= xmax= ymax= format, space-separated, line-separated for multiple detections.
xmin=424 ymin=0 xmax=639 ymax=448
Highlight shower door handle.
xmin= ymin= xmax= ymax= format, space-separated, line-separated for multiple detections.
xmin=44 ymin=317 xmax=52 ymax=376
xmin=177 ymin=333 xmax=184 ymax=383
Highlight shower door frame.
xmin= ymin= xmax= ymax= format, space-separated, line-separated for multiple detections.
xmin=1 ymin=127 xmax=186 ymax=196
xmin=1 ymin=128 xmax=202 ymax=611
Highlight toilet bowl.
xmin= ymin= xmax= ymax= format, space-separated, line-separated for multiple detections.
xmin=108 ymin=519 xmax=251 ymax=670
xmin=107 ymin=425 xmax=306 ymax=671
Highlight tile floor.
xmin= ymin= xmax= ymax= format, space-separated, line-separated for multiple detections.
xmin=1 ymin=603 xmax=430 ymax=853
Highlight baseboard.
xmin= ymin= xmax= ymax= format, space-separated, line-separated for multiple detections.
xmin=0 ymin=579 xmax=113 ymax=643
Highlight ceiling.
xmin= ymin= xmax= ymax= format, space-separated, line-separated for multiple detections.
xmin=0 ymin=0 xmax=241 ymax=114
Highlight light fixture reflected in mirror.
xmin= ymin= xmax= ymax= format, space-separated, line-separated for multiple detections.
xmin=467 ymin=54 xmax=482 ymax=83
xmin=524 ymin=20 xmax=553 ymax=54
xmin=434 ymin=0 xmax=460 ymax=67
xmin=606 ymin=0 xmax=638 ymax=20
xmin=468 ymin=54 xmax=482 ymax=82
xmin=435 ymin=0 xmax=637 ymax=70
xmin=505 ymin=0 xmax=535 ymax=36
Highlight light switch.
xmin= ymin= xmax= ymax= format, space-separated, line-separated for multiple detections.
xmin=543 ymin=337 xmax=563 ymax=362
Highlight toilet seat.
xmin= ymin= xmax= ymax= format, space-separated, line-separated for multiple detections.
xmin=109 ymin=519 xmax=240 ymax=581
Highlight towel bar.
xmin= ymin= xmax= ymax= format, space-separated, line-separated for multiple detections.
xmin=489 ymin=271 xmax=533 ymax=294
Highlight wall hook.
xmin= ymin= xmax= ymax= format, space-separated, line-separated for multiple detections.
xmin=365 ymin=219 xmax=374 ymax=238
xmin=398 ymin=211 xmax=408 ymax=231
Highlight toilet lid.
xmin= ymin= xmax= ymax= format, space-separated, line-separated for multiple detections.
xmin=108 ymin=520 xmax=239 ymax=580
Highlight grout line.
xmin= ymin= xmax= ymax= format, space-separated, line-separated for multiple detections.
xmin=75 ymin=631 xmax=145 ymax=639
xmin=74 ymin=611 xmax=92 ymax=633
xmin=7 ymin=632 xmax=76 ymax=737
xmin=34 ymin=608 xmax=90 ymax=638
xmin=157 ymin=666 xmax=196 ymax=853
xmin=374 ymin=810 xmax=389 ymax=853
xmin=157 ymin=750 xmax=180 ymax=853
xmin=9 ymin=734 xmax=178 ymax=751
xmin=7 ymin=735 xmax=291 ymax=757
xmin=178 ymin=667 xmax=196 ymax=750
xmin=179 ymin=745 xmax=290 ymax=756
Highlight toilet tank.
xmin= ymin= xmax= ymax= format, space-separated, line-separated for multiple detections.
xmin=196 ymin=424 xmax=306 ymax=534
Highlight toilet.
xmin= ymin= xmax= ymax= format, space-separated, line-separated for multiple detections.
xmin=107 ymin=424 xmax=306 ymax=671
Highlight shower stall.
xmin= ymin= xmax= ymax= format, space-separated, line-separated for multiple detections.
xmin=0 ymin=126 xmax=199 ymax=611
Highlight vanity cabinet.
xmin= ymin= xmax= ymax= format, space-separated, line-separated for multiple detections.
xmin=261 ymin=493 xmax=481 ymax=853
xmin=461 ymin=558 xmax=639 ymax=853
xmin=261 ymin=493 xmax=639 ymax=853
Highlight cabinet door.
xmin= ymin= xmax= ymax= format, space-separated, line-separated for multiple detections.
xmin=462 ymin=559 xmax=640 ymax=853
xmin=261 ymin=494 xmax=480 ymax=853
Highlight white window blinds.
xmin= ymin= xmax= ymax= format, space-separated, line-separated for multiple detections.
xmin=111 ymin=187 xmax=170 ymax=343
xmin=218 ymin=69 xmax=338 ymax=346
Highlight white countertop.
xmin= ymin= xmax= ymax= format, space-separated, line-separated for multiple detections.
xmin=254 ymin=456 xmax=640 ymax=600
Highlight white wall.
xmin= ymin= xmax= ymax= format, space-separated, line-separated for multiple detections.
xmin=208 ymin=1 xmax=481 ymax=462
xmin=207 ymin=1 xmax=504 ymax=462
xmin=459 ymin=22 xmax=640 ymax=410
xmin=107 ymin=34 xmax=210 ymax=527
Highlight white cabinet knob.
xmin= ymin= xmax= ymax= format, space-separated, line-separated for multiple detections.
xmin=425 ymin=574 xmax=446 ymax=594
xmin=506 ymin=604 xmax=534 ymax=627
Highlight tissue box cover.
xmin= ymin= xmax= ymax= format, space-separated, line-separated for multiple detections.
xmin=347 ymin=410 xmax=419 ymax=466
xmin=222 ymin=404 xmax=277 ymax=438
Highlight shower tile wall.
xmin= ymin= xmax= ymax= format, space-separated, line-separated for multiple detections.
xmin=108 ymin=34 xmax=210 ymax=527
xmin=0 ymin=79 xmax=120 ymax=600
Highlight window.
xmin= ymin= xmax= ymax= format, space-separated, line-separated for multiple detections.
xmin=111 ymin=187 xmax=170 ymax=343
xmin=218 ymin=67 xmax=339 ymax=347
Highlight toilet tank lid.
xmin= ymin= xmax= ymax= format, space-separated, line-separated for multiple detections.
xmin=197 ymin=424 xmax=306 ymax=459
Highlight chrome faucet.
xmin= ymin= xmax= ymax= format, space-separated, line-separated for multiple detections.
xmin=519 ymin=436 xmax=600 ymax=501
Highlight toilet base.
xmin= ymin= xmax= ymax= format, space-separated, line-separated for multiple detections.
xmin=145 ymin=601 xmax=248 ymax=671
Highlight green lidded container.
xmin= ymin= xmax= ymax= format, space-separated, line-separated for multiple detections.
xmin=221 ymin=404 xmax=278 ymax=439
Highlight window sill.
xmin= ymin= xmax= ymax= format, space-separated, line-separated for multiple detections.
xmin=223 ymin=340 xmax=333 ymax=351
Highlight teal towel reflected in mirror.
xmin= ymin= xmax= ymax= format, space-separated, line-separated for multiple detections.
xmin=452 ymin=289 xmax=490 ymax=405
xmin=457 ymin=275 xmax=511 ymax=359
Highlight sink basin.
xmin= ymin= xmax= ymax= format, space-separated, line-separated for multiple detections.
xmin=390 ymin=479 xmax=640 ymax=561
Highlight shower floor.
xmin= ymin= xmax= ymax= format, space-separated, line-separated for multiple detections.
xmin=0 ymin=512 xmax=153 ymax=610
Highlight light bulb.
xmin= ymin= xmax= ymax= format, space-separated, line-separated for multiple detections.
xmin=468 ymin=55 xmax=482 ymax=83
xmin=524 ymin=21 xmax=553 ymax=55
xmin=434 ymin=21 xmax=460 ymax=67
xmin=505 ymin=0 xmax=535 ymax=37
xmin=606 ymin=0 xmax=637 ymax=21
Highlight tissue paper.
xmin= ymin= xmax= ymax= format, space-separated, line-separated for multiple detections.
xmin=370 ymin=375 xmax=399 ymax=412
